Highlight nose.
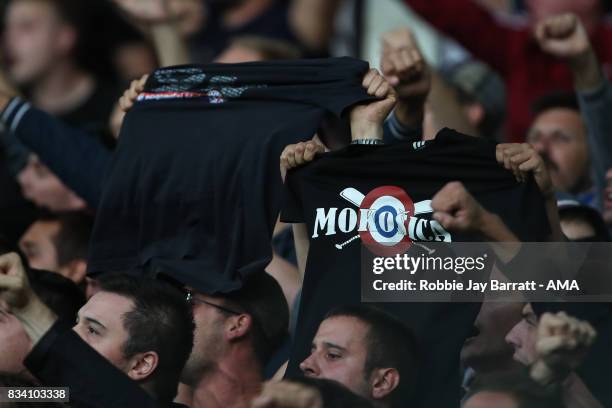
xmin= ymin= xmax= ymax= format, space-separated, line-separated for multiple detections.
xmin=504 ymin=324 xmax=521 ymax=350
xmin=299 ymin=354 xmax=319 ymax=377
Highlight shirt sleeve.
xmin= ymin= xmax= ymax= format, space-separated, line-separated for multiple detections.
xmin=24 ymin=320 xmax=159 ymax=408
xmin=577 ymin=78 xmax=612 ymax=211
xmin=383 ymin=112 xmax=422 ymax=144
xmin=404 ymin=0 xmax=513 ymax=75
xmin=0 ymin=97 xmax=112 ymax=207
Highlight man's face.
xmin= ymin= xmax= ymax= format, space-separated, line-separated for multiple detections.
xmin=19 ymin=220 xmax=61 ymax=271
xmin=72 ymin=291 xmax=134 ymax=372
xmin=0 ymin=307 xmax=32 ymax=375
xmin=527 ymin=108 xmax=589 ymax=194
xmin=463 ymin=391 xmax=518 ymax=408
xmin=603 ymin=169 xmax=612 ymax=226
xmin=461 ymin=302 xmax=524 ymax=370
xmin=3 ymin=0 xmax=69 ymax=85
xmin=181 ymin=292 xmax=228 ymax=385
xmin=505 ymin=303 xmax=539 ymax=366
xmin=300 ymin=316 xmax=372 ymax=399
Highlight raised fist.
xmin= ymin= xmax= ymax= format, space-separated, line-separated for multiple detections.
xmin=535 ymin=13 xmax=591 ymax=61
xmin=530 ymin=311 xmax=596 ymax=385
xmin=381 ymin=28 xmax=430 ymax=106
xmin=350 ymin=69 xmax=397 ymax=140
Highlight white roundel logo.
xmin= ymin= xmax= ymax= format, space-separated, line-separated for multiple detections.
xmin=359 ymin=186 xmax=414 ymax=256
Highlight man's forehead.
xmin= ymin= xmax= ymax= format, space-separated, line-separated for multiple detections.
xmin=9 ymin=0 xmax=68 ymax=29
xmin=532 ymin=109 xmax=585 ymax=130
xmin=9 ymin=0 xmax=57 ymax=17
xmin=82 ymin=292 xmax=134 ymax=322
xmin=316 ymin=316 xmax=369 ymax=346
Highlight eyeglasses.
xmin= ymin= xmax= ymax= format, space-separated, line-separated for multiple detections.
xmin=184 ymin=290 xmax=243 ymax=315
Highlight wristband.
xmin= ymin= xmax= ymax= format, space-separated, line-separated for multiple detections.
xmin=350 ymin=139 xmax=384 ymax=145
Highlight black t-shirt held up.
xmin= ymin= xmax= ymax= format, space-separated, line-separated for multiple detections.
xmin=281 ymin=129 xmax=551 ymax=407
xmin=87 ymin=58 xmax=374 ymax=293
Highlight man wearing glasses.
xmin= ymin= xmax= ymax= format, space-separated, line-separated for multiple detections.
xmin=177 ymin=272 xmax=289 ymax=408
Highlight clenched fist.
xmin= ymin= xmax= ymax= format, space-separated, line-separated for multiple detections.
xmin=0 ymin=252 xmax=32 ymax=311
xmin=535 ymin=13 xmax=590 ymax=60
xmin=431 ymin=182 xmax=488 ymax=233
xmin=535 ymin=13 xmax=602 ymax=90
xmin=381 ymin=28 xmax=430 ymax=109
xmin=350 ymin=69 xmax=397 ymax=141
xmin=530 ymin=312 xmax=596 ymax=385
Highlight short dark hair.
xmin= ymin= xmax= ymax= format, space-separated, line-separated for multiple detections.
xmin=37 ymin=211 xmax=93 ymax=266
xmin=324 ymin=305 xmax=419 ymax=404
xmin=466 ymin=371 xmax=565 ymax=408
xmin=222 ymin=272 xmax=289 ymax=369
xmin=532 ymin=91 xmax=580 ymax=117
xmin=98 ymin=274 xmax=195 ymax=404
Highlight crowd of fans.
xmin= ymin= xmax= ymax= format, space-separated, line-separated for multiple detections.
xmin=0 ymin=0 xmax=611 ymax=407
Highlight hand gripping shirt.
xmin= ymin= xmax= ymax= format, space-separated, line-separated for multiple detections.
xmin=281 ymin=128 xmax=550 ymax=407
xmin=87 ymin=58 xmax=374 ymax=293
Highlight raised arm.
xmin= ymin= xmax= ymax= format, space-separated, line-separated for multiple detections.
xmin=431 ymin=181 xmax=522 ymax=264
xmin=350 ymin=69 xmax=397 ymax=142
xmin=0 ymin=90 xmax=111 ymax=207
xmin=280 ymin=139 xmax=326 ymax=278
xmin=536 ymin=13 xmax=612 ymax=210
xmin=531 ymin=312 xmax=603 ymax=408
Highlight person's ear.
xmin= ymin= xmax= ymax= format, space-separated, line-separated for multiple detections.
xmin=370 ymin=367 xmax=400 ymax=400
xmin=463 ymin=103 xmax=485 ymax=129
xmin=225 ymin=314 xmax=253 ymax=341
xmin=59 ymin=259 xmax=87 ymax=285
xmin=127 ymin=351 xmax=159 ymax=381
xmin=56 ymin=24 xmax=77 ymax=56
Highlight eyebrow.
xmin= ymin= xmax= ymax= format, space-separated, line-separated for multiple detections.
xmin=84 ymin=316 xmax=107 ymax=331
xmin=322 ymin=341 xmax=347 ymax=352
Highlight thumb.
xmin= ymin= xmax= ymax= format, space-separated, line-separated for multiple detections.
xmin=433 ymin=211 xmax=456 ymax=230
xmin=0 ymin=253 xmax=23 ymax=277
